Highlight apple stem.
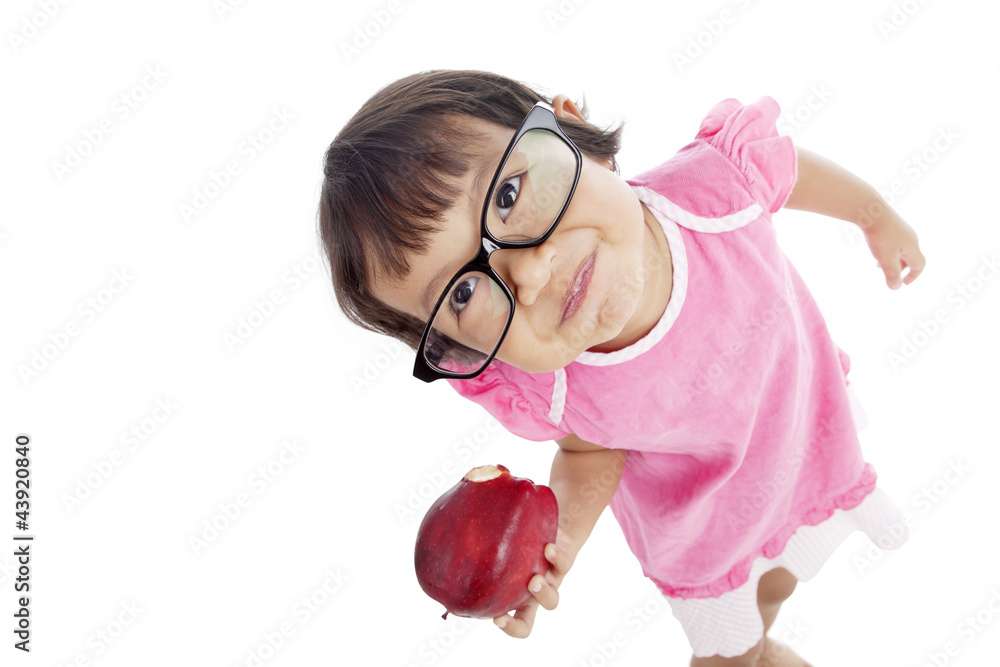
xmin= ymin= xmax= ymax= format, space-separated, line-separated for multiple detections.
xmin=441 ymin=610 xmax=449 ymax=620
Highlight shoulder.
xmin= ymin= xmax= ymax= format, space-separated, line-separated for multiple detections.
xmin=628 ymin=96 xmax=797 ymax=218
xmin=446 ymin=360 xmax=550 ymax=408
xmin=446 ymin=361 xmax=569 ymax=443
xmin=693 ymin=96 xmax=784 ymax=148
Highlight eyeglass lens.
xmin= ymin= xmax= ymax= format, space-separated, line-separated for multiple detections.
xmin=423 ymin=128 xmax=577 ymax=375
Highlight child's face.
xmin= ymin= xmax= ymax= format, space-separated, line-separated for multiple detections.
xmin=374 ymin=109 xmax=649 ymax=374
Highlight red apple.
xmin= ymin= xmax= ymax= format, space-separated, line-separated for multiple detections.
xmin=414 ymin=464 xmax=558 ymax=619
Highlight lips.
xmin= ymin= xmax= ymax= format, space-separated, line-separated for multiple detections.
xmin=561 ymin=250 xmax=596 ymax=325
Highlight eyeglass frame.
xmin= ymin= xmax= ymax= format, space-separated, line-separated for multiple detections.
xmin=411 ymin=101 xmax=583 ymax=383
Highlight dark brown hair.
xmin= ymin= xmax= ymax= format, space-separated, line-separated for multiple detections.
xmin=317 ymin=69 xmax=624 ymax=352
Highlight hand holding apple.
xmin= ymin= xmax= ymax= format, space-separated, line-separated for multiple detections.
xmin=414 ymin=464 xmax=559 ymax=620
xmin=492 ymin=533 xmax=576 ymax=639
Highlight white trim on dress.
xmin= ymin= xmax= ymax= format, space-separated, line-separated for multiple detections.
xmin=548 ymin=367 xmax=567 ymax=426
xmin=649 ymin=192 xmax=762 ymax=234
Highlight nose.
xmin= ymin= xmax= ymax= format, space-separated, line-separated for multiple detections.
xmin=492 ymin=241 xmax=557 ymax=308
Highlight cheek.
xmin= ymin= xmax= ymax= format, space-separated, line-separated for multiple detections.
xmin=483 ymin=278 xmax=509 ymax=321
xmin=495 ymin=318 xmax=568 ymax=371
xmin=494 ymin=317 xmax=532 ymax=361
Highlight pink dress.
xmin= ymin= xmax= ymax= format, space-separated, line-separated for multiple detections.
xmin=446 ymin=97 xmax=908 ymax=658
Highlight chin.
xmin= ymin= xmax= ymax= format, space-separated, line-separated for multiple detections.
xmin=581 ymin=298 xmax=641 ymax=353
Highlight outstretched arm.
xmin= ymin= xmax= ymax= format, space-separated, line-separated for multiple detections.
xmin=784 ymin=146 xmax=927 ymax=289
xmin=493 ymin=435 xmax=626 ymax=639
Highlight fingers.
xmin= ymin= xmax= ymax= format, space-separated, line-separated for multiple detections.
xmin=494 ymin=601 xmax=539 ymax=639
xmin=545 ymin=542 xmax=572 ymax=577
xmin=490 ymin=574 xmax=560 ymax=639
xmin=865 ymin=214 xmax=925 ymax=290
xmin=492 ymin=543 xmax=572 ymax=639
xmin=900 ymin=249 xmax=927 ymax=285
xmin=879 ymin=253 xmax=904 ymax=290
xmin=529 ymin=572 xmax=560 ymax=610
xmin=878 ymin=247 xmax=926 ymax=290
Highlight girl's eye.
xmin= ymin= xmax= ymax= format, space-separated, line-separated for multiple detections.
xmin=493 ymin=174 xmax=521 ymax=222
xmin=448 ymin=275 xmax=479 ymax=318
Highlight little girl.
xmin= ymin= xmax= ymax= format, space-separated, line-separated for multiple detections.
xmin=318 ymin=69 xmax=925 ymax=665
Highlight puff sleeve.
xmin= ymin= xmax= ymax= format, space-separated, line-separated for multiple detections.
xmin=446 ymin=363 xmax=570 ymax=442
xmin=695 ymin=97 xmax=798 ymax=214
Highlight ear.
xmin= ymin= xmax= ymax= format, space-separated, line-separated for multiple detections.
xmin=550 ymin=93 xmax=616 ymax=172
xmin=550 ymin=94 xmax=586 ymax=122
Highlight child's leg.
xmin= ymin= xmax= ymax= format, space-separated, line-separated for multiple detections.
xmin=755 ymin=568 xmax=812 ymax=667
xmin=690 ymin=568 xmax=812 ymax=667
xmin=757 ymin=567 xmax=797 ymax=634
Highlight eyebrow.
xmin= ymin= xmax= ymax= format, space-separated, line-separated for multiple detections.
xmin=470 ymin=152 xmax=497 ymax=213
xmin=420 ymin=263 xmax=454 ymax=315
xmin=418 ymin=152 xmax=499 ymax=315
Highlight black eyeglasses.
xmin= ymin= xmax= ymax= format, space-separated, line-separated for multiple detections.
xmin=412 ymin=101 xmax=582 ymax=383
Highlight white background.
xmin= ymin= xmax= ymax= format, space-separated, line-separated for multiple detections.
xmin=2 ymin=0 xmax=998 ymax=665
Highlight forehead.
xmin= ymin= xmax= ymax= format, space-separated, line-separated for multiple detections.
xmin=449 ymin=113 xmax=518 ymax=197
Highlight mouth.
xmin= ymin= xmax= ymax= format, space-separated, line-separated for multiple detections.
xmin=561 ymin=249 xmax=596 ymax=325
